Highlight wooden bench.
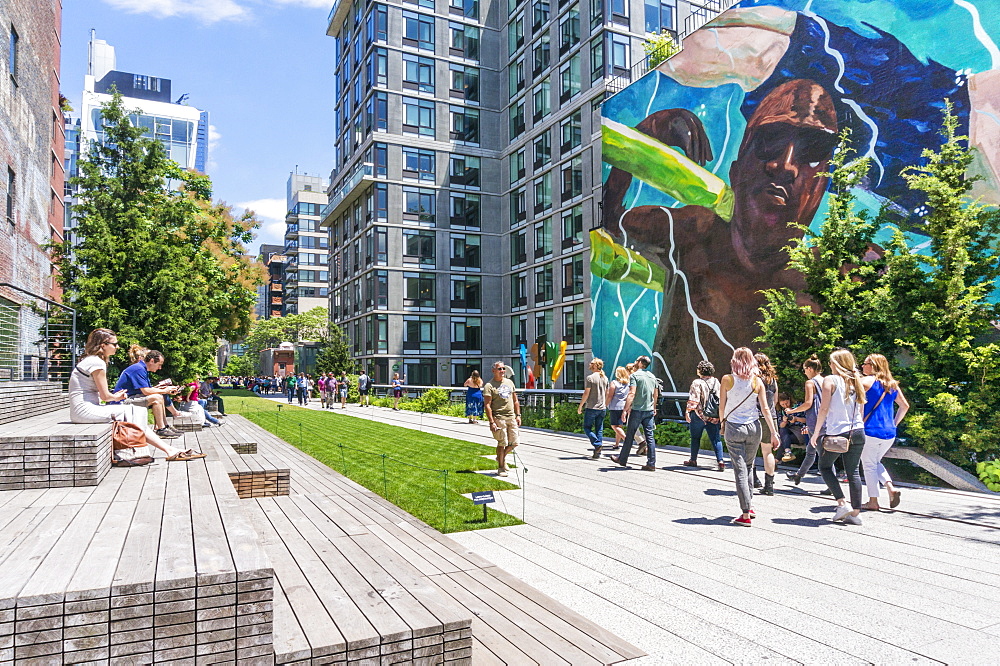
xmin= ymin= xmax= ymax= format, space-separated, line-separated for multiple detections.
xmin=0 ymin=458 xmax=274 ymax=663
xmin=0 ymin=408 xmax=112 ymax=491
xmin=0 ymin=382 xmax=68 ymax=427
xmin=191 ymin=426 xmax=290 ymax=499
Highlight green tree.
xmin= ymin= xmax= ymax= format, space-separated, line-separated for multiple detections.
xmin=53 ymin=91 xmax=262 ymax=381
xmin=240 ymin=307 xmax=329 ymax=358
xmin=315 ymin=325 xmax=355 ymax=375
xmin=759 ymin=104 xmax=1000 ymax=468
xmin=643 ymin=30 xmax=680 ymax=68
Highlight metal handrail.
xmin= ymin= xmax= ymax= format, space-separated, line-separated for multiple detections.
xmin=0 ymin=283 xmax=77 ymax=385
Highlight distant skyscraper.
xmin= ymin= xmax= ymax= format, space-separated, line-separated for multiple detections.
xmin=79 ymin=33 xmax=209 ymax=173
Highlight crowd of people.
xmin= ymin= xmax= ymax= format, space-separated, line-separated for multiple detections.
xmin=568 ymin=346 xmax=909 ymax=527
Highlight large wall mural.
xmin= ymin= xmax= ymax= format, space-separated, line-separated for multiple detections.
xmin=594 ymin=0 xmax=1000 ymax=391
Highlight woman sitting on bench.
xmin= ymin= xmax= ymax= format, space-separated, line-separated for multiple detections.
xmin=69 ymin=328 xmax=206 ymax=461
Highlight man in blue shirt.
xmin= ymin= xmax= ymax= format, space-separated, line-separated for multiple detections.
xmin=114 ymin=350 xmax=183 ymax=439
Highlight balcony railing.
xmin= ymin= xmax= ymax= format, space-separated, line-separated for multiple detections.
xmin=321 ymin=162 xmax=374 ymax=225
xmin=0 ymin=283 xmax=77 ymax=385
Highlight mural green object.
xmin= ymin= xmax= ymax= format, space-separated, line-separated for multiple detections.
xmin=589 ymin=229 xmax=665 ymax=292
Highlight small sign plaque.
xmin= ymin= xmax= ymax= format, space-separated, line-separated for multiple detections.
xmin=471 ymin=491 xmax=495 ymax=505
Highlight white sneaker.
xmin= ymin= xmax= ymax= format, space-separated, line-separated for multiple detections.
xmin=832 ymin=505 xmax=852 ymax=522
xmin=843 ymin=514 xmax=863 ymax=526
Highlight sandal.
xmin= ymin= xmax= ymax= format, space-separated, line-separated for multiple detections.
xmin=889 ymin=489 xmax=901 ymax=509
xmin=167 ymin=450 xmax=207 ymax=462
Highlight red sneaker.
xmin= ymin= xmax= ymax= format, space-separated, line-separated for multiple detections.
xmin=732 ymin=516 xmax=752 ymax=527
xmin=748 ymin=509 xmax=756 ymax=519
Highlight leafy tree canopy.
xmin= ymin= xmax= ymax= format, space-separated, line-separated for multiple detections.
xmin=758 ymin=103 xmax=1000 ymax=468
xmin=54 ymin=90 xmax=263 ymax=382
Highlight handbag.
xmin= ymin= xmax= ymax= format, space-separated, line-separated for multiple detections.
xmin=821 ymin=434 xmax=850 ymax=453
xmin=111 ymin=407 xmax=152 ymax=466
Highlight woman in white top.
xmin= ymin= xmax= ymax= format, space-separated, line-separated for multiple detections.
xmin=812 ymin=348 xmax=867 ymax=525
xmin=69 ymin=328 xmax=203 ymax=461
xmin=604 ymin=366 xmax=631 ymax=449
xmin=718 ymin=348 xmax=780 ymax=527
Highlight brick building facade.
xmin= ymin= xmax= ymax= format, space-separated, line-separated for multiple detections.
xmin=0 ymin=0 xmax=64 ymax=299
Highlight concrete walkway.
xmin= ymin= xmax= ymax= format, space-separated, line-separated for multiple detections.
xmin=264 ymin=397 xmax=1000 ymax=664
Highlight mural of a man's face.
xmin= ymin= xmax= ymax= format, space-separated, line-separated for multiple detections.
xmin=728 ymin=79 xmax=837 ymax=263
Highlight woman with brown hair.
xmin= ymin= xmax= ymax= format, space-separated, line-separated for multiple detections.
xmin=785 ymin=355 xmax=824 ymax=485
xmin=464 ymin=370 xmax=485 ymax=423
xmin=753 ymin=352 xmax=779 ymax=495
xmin=860 ymin=354 xmax=910 ymax=510
xmin=69 ymin=329 xmax=205 ymax=461
xmin=813 ymin=348 xmax=867 ymax=525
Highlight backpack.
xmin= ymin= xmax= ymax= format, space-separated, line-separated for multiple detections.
xmin=701 ymin=378 xmax=720 ymax=420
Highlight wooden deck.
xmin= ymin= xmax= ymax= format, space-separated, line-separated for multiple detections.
xmin=0 ymin=411 xmax=643 ymax=664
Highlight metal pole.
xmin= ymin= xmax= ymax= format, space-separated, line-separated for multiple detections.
xmin=442 ymin=470 xmax=449 ymax=534
xmin=381 ymin=454 xmax=388 ymax=498
xmin=340 ymin=442 xmax=348 ymax=475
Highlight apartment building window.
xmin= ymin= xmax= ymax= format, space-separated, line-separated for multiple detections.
xmin=297 ymin=270 xmax=329 ymax=283
xmin=367 ymin=4 xmax=388 ymax=42
xmin=366 ymin=91 xmax=388 ymax=132
xmin=375 ymin=314 xmax=388 ymax=351
xmin=450 ymin=23 xmax=480 ymax=60
xmin=376 ymin=270 xmax=389 ymax=307
xmin=559 ymin=54 xmax=581 ymax=102
xmin=403 ymin=187 xmax=436 ymax=225
xmin=450 ymin=0 xmax=479 ymax=20
xmin=404 ymin=273 xmax=436 ymax=308
xmin=530 ymin=221 xmax=550 ymax=263
xmin=562 ymin=355 xmax=585 ymax=388
xmin=450 ymin=192 xmax=481 ymax=228
xmin=591 ymin=0 xmax=603 ymax=29
xmin=559 ymin=6 xmax=580 ymax=55
xmin=609 ymin=33 xmax=630 ymax=73
xmin=532 ymin=78 xmax=551 ymax=121
xmin=403 ymin=229 xmax=436 ymax=266
xmin=403 ymin=316 xmax=437 ymax=351
xmin=370 ymin=142 xmax=388 ymax=176
xmin=452 ymin=318 xmax=482 ymax=351
xmin=508 ymin=14 xmax=525 ymax=53
xmin=610 ymin=0 xmax=627 ymax=19
xmin=532 ymin=34 xmax=550 ymax=77
xmin=8 ymin=25 xmax=18 ymax=85
xmin=403 ymin=97 xmax=435 ymax=136
xmin=533 ymin=172 xmax=552 ymax=213
xmin=509 ymin=59 xmax=525 ymax=96
xmin=511 ymin=273 xmax=528 ymax=309
xmin=511 ymin=230 xmax=527 ymax=266
xmin=407 ymin=0 xmax=435 ymax=9
xmin=403 ymin=11 xmax=435 ymax=50
xmin=510 ymin=149 xmax=525 ymax=184
xmin=451 ymin=234 xmax=481 ymax=269
xmin=510 ymin=187 xmax=526 ymax=226
xmin=561 ymin=155 xmax=583 ymax=200
xmin=300 ymin=236 xmax=328 ymax=250
xmin=535 ymin=309 xmax=553 ymax=342
xmin=560 ymin=110 xmax=582 ymax=152
xmin=451 ymin=275 xmax=482 ymax=310
xmin=403 ymin=54 xmax=435 ymax=93
xmin=375 ymin=183 xmax=388 ymax=219
xmin=403 ymin=147 xmax=436 ymax=182
xmin=509 ymin=101 xmax=526 ymax=140
xmin=561 ymin=204 xmax=583 ymax=247
xmin=450 ymin=65 xmax=480 ymax=102
xmin=645 ymin=0 xmax=675 ymax=33
xmin=450 ymin=106 xmax=480 ymax=144
xmin=533 ymin=131 xmax=551 ymax=169
xmin=450 ymin=155 xmax=480 ymax=188
xmin=532 ymin=0 xmax=550 ymax=30
xmin=5 ymin=167 xmax=14 ymax=227
xmin=534 ymin=264 xmax=554 ymax=303
xmin=590 ymin=37 xmax=604 ymax=81
xmin=406 ymin=360 xmax=437 ymax=385
xmin=365 ymin=226 xmax=388 ymax=264
xmin=562 ymin=253 xmax=585 ymax=296
xmin=563 ymin=303 xmax=585 ymax=344
xmin=511 ymin=315 xmax=528 ymax=350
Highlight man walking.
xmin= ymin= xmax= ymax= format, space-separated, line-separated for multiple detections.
xmin=611 ymin=355 xmax=659 ymax=470
xmin=578 ymin=358 xmax=609 ymax=459
xmin=358 ymin=368 xmax=372 ymax=406
xmin=484 ymin=360 xmax=521 ymax=478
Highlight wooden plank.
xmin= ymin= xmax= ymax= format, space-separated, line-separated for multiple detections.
xmin=0 ymin=504 xmax=80 ymax=601
xmin=244 ymin=501 xmax=349 ymax=658
xmin=155 ymin=462 xmax=196 ymax=590
xmin=268 ymin=576 xmax=311 ymax=663
xmin=112 ymin=494 xmax=164 ymax=596
xmin=66 ymin=498 xmax=139 ymax=601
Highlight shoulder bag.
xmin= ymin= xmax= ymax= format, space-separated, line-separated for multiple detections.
xmin=111 ymin=405 xmax=153 ymax=466
xmin=823 ymin=386 xmax=884 ymax=453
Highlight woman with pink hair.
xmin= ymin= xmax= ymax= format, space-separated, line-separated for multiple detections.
xmin=718 ymin=348 xmax=780 ymax=526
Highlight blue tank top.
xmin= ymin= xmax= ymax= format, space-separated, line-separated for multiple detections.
xmin=863 ymin=381 xmax=898 ymax=440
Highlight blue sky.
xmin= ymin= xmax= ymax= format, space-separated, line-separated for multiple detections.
xmin=61 ymin=0 xmax=337 ymax=256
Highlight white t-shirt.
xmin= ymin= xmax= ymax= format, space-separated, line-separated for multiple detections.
xmin=69 ymin=355 xmax=106 ymax=407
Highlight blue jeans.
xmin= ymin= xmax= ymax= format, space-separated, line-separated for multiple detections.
xmin=286 ymin=387 xmax=294 ymax=403
xmin=583 ymin=408 xmax=606 ymax=448
xmin=620 ymin=410 xmax=656 ymax=467
xmin=688 ymin=413 xmax=723 ymax=462
xmin=197 ymin=399 xmax=220 ymax=425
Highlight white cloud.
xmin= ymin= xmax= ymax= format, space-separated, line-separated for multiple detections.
xmin=237 ymin=198 xmax=287 ymax=256
xmin=103 ymin=0 xmax=249 ymax=22
xmin=103 ymin=0 xmax=329 ymax=22
xmin=206 ymin=124 xmax=222 ymax=171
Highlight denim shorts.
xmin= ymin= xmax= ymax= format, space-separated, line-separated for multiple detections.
xmin=609 ymin=409 xmax=624 ymax=426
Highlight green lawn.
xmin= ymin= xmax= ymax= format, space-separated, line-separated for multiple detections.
xmin=219 ymin=390 xmax=523 ymax=532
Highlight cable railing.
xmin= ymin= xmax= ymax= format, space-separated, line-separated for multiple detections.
xmin=0 ymin=283 xmax=77 ymax=386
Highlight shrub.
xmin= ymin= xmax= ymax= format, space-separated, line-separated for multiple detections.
xmin=654 ymin=421 xmax=689 ymax=447
xmin=977 ymin=460 xmax=1000 ymax=492
xmin=552 ymin=402 xmax=584 ymax=433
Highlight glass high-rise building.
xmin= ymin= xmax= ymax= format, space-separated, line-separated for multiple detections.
xmin=323 ymin=0 xmax=721 ymax=386
xmin=284 ymin=174 xmax=329 ymax=316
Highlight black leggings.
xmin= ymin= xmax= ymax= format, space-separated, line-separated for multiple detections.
xmin=819 ymin=429 xmax=865 ymax=509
